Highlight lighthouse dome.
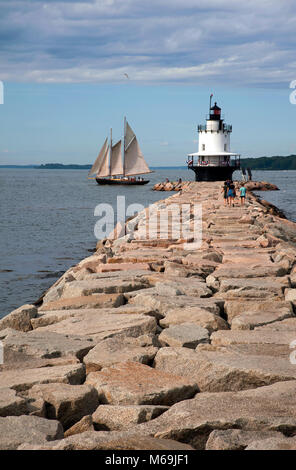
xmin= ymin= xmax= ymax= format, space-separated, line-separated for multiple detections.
xmin=210 ymin=102 xmax=221 ymax=120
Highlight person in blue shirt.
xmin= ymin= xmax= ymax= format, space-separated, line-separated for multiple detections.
xmin=228 ymin=181 xmax=235 ymax=207
xmin=239 ymin=184 xmax=247 ymax=206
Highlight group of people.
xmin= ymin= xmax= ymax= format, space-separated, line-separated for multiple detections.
xmin=222 ymin=180 xmax=246 ymax=207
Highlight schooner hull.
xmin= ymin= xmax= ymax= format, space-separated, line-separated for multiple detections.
xmin=96 ymin=178 xmax=149 ymax=185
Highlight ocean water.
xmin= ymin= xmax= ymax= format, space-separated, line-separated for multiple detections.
xmin=0 ymin=168 xmax=295 ymax=319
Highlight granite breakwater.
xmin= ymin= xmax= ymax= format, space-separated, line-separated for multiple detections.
xmin=1 ymin=181 xmax=296 ymax=450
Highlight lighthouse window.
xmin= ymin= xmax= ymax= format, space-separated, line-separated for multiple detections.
xmin=202 ymin=144 xmax=206 ymax=151
xmin=224 ymin=144 xmax=227 ymax=151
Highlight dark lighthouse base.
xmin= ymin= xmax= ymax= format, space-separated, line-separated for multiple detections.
xmin=189 ymin=165 xmax=238 ymax=182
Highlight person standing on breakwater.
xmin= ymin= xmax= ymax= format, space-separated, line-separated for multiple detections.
xmin=222 ymin=181 xmax=229 ymax=206
xmin=228 ymin=181 xmax=235 ymax=207
xmin=239 ymin=183 xmax=247 ymax=206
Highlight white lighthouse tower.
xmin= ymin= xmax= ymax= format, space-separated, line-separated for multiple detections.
xmin=187 ymin=97 xmax=240 ymax=181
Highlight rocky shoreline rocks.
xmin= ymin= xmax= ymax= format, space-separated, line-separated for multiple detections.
xmin=1 ymin=180 xmax=296 ymax=451
xmin=153 ymin=180 xmax=279 ymax=193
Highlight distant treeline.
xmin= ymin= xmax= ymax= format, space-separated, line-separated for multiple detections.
xmin=38 ymin=163 xmax=92 ymax=170
xmin=1 ymin=156 xmax=296 ymax=170
xmin=36 ymin=164 xmax=187 ymax=170
xmin=241 ymin=155 xmax=296 ymax=170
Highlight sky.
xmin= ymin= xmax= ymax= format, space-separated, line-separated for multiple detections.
xmin=0 ymin=0 xmax=295 ymax=165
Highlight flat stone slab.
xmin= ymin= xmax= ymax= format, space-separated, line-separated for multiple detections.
xmin=0 ymin=388 xmax=28 ymax=417
xmin=96 ymin=263 xmax=151 ymax=273
xmin=218 ymin=277 xmax=289 ymax=299
xmin=193 ymin=345 xmax=296 ymax=392
xmin=129 ymin=293 xmax=223 ymax=318
xmin=0 ymin=328 xmax=18 ymax=340
xmin=86 ymin=361 xmax=198 ymax=406
xmin=181 ymin=257 xmax=219 ymax=277
xmin=207 ymin=264 xmax=287 ymax=286
xmin=231 ymin=310 xmax=294 ymax=330
xmin=33 ymin=305 xmax=155 ymax=329
xmin=290 ymin=272 xmax=296 ymax=287
xmin=211 ymin=329 xmax=296 ymax=348
xmin=245 ymin=436 xmax=296 ymax=450
xmin=32 ymin=309 xmax=84 ymax=329
xmin=206 ymin=429 xmax=285 ymax=450
xmin=159 ymin=306 xmax=228 ymax=333
xmin=106 ymin=250 xmax=172 ymax=263
xmin=83 ymin=335 xmax=159 ymax=373
xmin=0 ymin=363 xmax=85 ymax=392
xmin=131 ymin=380 xmax=296 ymax=449
xmin=92 ymin=405 xmax=169 ymax=431
xmin=222 ymin=253 xmax=274 ymax=265
xmin=19 ymin=431 xmax=194 ymax=450
xmin=211 ymin=240 xmax=259 ymax=249
xmin=64 ymin=415 xmax=94 ymax=437
xmin=75 ymin=270 xmax=151 ymax=281
xmin=154 ymin=279 xmax=212 ymax=298
xmin=0 ymin=415 xmax=63 ymax=450
xmin=158 ymin=323 xmax=209 ymax=349
xmin=35 ymin=311 xmax=157 ymax=341
xmin=3 ymin=330 xmax=94 ymax=361
xmin=224 ymin=300 xmax=293 ymax=323
xmin=144 ymin=272 xmax=204 ymax=286
xmin=61 ymin=278 xmax=149 ymax=299
xmin=285 ymin=289 xmax=296 ymax=302
xmin=0 ymin=304 xmax=37 ymax=332
xmin=26 ymin=383 xmax=99 ymax=429
xmin=124 ymin=287 xmax=160 ymax=300
xmin=154 ymin=347 xmax=204 ymax=382
xmin=255 ymin=318 xmax=296 ymax=331
xmin=154 ymin=342 xmax=296 ymax=392
xmin=38 ymin=293 xmax=125 ymax=312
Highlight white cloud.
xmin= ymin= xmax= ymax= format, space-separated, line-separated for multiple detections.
xmin=0 ymin=0 xmax=295 ymax=86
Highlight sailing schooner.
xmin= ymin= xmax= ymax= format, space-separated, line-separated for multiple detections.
xmin=88 ymin=118 xmax=152 ymax=185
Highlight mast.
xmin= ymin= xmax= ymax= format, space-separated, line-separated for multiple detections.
xmin=209 ymin=93 xmax=213 ymax=116
xmin=109 ymin=128 xmax=112 ymax=177
xmin=123 ymin=116 xmax=126 ymax=177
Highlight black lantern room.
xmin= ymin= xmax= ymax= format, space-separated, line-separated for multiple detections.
xmin=209 ymin=102 xmax=221 ymax=121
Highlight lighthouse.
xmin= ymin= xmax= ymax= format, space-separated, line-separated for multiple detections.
xmin=187 ymin=97 xmax=240 ymax=181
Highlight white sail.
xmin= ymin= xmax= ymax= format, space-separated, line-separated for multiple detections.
xmin=97 ymin=145 xmax=110 ymax=177
xmin=125 ymin=121 xmax=136 ymax=150
xmin=88 ymin=138 xmax=108 ymax=176
xmin=110 ymin=140 xmax=123 ymax=176
xmin=124 ymin=136 xmax=152 ymax=176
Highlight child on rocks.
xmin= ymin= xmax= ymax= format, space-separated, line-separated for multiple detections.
xmin=239 ymin=184 xmax=247 ymax=206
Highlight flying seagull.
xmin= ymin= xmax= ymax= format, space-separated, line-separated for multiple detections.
xmin=124 ymin=73 xmax=130 ymax=79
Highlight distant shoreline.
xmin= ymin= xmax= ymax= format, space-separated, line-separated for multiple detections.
xmin=1 ymin=155 xmax=296 ymax=170
xmin=0 ymin=165 xmax=187 ymax=170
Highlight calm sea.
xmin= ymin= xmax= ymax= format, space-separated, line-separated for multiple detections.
xmin=0 ymin=168 xmax=295 ymax=319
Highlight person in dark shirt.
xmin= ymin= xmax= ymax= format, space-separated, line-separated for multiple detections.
xmin=221 ymin=182 xmax=229 ymax=206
